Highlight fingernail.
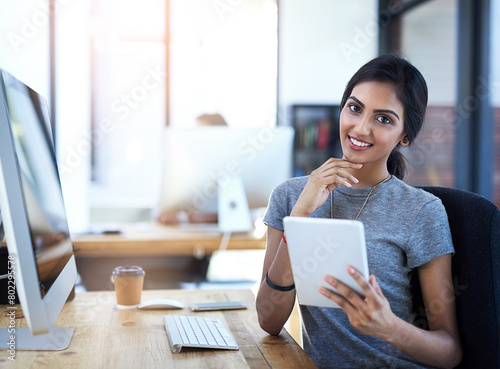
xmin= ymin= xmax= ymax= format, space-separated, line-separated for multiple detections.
xmin=348 ymin=266 xmax=355 ymax=275
xmin=345 ymin=182 xmax=352 ymax=188
xmin=353 ymin=178 xmax=359 ymax=183
xmin=318 ymin=287 xmax=326 ymax=295
xmin=324 ymin=275 xmax=333 ymax=283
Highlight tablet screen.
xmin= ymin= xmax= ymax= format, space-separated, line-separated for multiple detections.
xmin=283 ymin=217 xmax=369 ymax=308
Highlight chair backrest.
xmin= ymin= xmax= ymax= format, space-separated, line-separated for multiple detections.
xmin=418 ymin=186 xmax=500 ymax=368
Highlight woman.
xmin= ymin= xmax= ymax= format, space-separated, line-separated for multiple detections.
xmin=256 ymin=54 xmax=462 ymax=368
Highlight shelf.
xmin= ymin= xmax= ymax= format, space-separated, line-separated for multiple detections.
xmin=291 ymin=104 xmax=342 ymax=176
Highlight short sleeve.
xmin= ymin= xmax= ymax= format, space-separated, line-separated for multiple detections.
xmin=262 ymin=181 xmax=288 ymax=231
xmin=406 ymin=198 xmax=455 ymax=268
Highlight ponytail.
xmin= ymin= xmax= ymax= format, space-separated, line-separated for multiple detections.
xmin=387 ymin=149 xmax=408 ymax=180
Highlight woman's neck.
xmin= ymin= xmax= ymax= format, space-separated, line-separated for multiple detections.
xmin=346 ymin=163 xmax=390 ymax=189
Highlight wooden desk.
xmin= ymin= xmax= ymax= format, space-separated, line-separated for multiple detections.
xmin=71 ymin=223 xmax=266 ymax=258
xmin=0 ymin=289 xmax=316 ymax=369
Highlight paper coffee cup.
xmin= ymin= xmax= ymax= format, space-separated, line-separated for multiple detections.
xmin=111 ymin=265 xmax=145 ymax=309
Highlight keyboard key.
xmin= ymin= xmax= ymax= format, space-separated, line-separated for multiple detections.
xmin=174 ymin=316 xmax=189 ymax=344
xmin=198 ymin=318 xmax=218 ymax=346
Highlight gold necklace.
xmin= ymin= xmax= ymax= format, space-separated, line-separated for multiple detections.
xmin=330 ymin=174 xmax=391 ymax=220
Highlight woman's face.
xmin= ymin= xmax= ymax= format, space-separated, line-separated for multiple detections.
xmin=339 ymin=81 xmax=406 ymax=167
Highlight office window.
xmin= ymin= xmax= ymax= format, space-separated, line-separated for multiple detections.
xmin=0 ymin=3 xmax=50 ymax=104
xmin=89 ymin=0 xmax=166 ymax=210
xmin=169 ymin=0 xmax=278 ymax=128
xmin=399 ymin=1 xmax=457 ymax=188
xmin=88 ymin=0 xmax=277 ymax=213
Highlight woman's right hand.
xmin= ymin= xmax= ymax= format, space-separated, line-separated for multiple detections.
xmin=291 ymin=158 xmax=362 ymax=217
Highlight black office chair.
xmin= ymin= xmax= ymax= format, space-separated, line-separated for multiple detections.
xmin=413 ymin=186 xmax=500 ymax=368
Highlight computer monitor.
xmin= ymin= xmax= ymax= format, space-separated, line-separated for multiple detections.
xmin=157 ymin=126 xmax=294 ymax=232
xmin=0 ymin=70 xmax=77 ymax=350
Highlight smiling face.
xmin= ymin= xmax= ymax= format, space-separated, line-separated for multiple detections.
xmin=339 ymin=81 xmax=406 ymax=171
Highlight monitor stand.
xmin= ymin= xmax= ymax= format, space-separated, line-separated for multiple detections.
xmin=217 ymin=175 xmax=252 ymax=233
xmin=0 ymin=327 xmax=74 ymax=350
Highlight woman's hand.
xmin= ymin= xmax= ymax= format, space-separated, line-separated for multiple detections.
xmin=291 ymin=158 xmax=362 ymax=217
xmin=320 ymin=260 xmax=462 ymax=368
xmin=318 ymin=266 xmax=397 ymax=339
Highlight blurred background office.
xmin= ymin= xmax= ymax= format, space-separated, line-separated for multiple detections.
xmin=0 ymin=0 xmax=498 ymax=257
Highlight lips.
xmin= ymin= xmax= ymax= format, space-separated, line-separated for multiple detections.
xmin=348 ymin=135 xmax=373 ymax=150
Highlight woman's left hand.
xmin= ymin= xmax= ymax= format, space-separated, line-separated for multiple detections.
xmin=319 ymin=266 xmax=397 ymax=339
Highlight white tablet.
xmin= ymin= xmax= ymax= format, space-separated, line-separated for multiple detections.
xmin=283 ymin=217 xmax=369 ymax=308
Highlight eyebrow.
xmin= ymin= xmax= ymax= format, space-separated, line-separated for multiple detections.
xmin=348 ymin=96 xmax=400 ymax=121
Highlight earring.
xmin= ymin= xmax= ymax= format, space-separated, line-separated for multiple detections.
xmin=401 ymin=137 xmax=409 ymax=146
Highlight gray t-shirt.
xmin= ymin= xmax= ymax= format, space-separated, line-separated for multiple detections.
xmin=263 ymin=176 xmax=454 ymax=369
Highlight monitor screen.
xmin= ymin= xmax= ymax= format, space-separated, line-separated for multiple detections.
xmin=157 ymin=126 xmax=294 ymax=220
xmin=2 ymin=72 xmax=73 ymax=297
xmin=0 ymin=70 xmax=77 ymax=349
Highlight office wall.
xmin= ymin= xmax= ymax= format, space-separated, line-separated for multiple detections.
xmin=278 ymin=1 xmax=458 ymax=109
xmin=277 ymin=0 xmax=377 ymax=125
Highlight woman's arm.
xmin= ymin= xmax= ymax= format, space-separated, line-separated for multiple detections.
xmin=394 ymin=254 xmax=462 ymax=367
xmin=319 ymin=254 xmax=462 ymax=368
xmin=256 ymin=225 xmax=296 ymax=335
xmin=257 ymin=158 xmax=362 ymax=336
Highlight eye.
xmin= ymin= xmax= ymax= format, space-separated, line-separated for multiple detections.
xmin=376 ymin=115 xmax=392 ymax=125
xmin=348 ymin=104 xmax=361 ymax=113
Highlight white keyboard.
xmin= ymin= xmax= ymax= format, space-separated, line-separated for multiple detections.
xmin=164 ymin=315 xmax=239 ymax=354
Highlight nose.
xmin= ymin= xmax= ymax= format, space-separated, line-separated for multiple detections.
xmin=352 ymin=115 xmax=371 ymax=137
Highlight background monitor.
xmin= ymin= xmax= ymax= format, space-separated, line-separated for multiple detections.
xmin=157 ymin=126 xmax=294 ymax=232
xmin=0 ymin=70 xmax=77 ymax=350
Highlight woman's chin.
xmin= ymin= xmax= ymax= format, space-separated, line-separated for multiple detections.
xmin=342 ymin=153 xmax=363 ymax=164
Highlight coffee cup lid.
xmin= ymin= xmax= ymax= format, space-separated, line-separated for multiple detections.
xmin=112 ymin=265 xmax=145 ymax=278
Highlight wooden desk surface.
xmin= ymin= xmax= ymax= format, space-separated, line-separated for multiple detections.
xmin=0 ymin=289 xmax=316 ymax=369
xmin=71 ymin=223 xmax=266 ymax=258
